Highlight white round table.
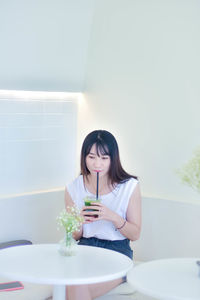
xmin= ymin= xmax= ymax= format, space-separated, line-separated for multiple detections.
xmin=127 ymin=258 xmax=200 ymax=300
xmin=0 ymin=244 xmax=133 ymax=300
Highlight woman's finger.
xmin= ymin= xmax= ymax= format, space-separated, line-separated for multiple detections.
xmin=89 ymin=202 xmax=102 ymax=207
xmin=85 ymin=205 xmax=101 ymax=210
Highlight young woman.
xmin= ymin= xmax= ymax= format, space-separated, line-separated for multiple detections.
xmin=65 ymin=130 xmax=141 ymax=300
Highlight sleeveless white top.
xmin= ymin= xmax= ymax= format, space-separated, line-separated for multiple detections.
xmin=66 ymin=175 xmax=138 ymax=241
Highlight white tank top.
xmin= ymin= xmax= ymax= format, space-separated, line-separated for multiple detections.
xmin=66 ymin=175 xmax=138 ymax=241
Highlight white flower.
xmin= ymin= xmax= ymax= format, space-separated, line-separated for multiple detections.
xmin=177 ymin=147 xmax=200 ymax=194
xmin=57 ymin=206 xmax=84 ymax=234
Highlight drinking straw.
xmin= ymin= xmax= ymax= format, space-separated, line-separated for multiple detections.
xmin=96 ymin=172 xmax=99 ymax=200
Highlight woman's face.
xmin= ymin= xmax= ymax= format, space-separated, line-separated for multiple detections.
xmin=85 ymin=144 xmax=111 ymax=178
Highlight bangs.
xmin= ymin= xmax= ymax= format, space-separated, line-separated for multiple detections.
xmin=85 ymin=141 xmax=110 ymax=157
xmin=96 ymin=141 xmax=110 ymax=156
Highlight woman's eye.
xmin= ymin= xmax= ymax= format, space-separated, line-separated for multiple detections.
xmin=102 ymin=156 xmax=109 ymax=159
xmin=88 ymin=156 xmax=95 ymax=159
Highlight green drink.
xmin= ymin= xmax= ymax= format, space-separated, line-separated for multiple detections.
xmin=84 ymin=197 xmax=101 ymax=218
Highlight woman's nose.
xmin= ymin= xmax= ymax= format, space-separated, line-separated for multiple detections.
xmin=94 ymin=157 xmax=101 ymax=167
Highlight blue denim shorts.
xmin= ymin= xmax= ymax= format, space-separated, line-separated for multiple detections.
xmin=78 ymin=237 xmax=133 ymax=282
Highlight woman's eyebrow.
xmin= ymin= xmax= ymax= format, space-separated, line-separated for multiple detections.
xmin=89 ymin=152 xmax=96 ymax=155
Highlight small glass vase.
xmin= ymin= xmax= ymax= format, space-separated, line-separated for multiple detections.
xmin=59 ymin=232 xmax=78 ymax=256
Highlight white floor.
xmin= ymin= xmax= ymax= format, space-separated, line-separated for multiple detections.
xmin=131 ymin=293 xmax=156 ymax=300
xmin=45 ymin=292 xmax=156 ymax=300
xmin=96 ymin=292 xmax=156 ymax=300
xmin=46 ymin=294 xmax=156 ymax=300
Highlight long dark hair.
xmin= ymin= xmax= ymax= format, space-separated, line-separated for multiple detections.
xmin=80 ymin=130 xmax=138 ymax=185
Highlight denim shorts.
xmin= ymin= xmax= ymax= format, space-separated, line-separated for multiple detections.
xmin=78 ymin=237 xmax=133 ymax=282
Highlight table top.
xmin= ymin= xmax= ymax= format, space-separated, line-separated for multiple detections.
xmin=127 ymin=258 xmax=200 ymax=300
xmin=0 ymin=244 xmax=133 ymax=285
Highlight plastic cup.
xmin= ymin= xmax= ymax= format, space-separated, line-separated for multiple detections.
xmin=84 ymin=197 xmax=101 ymax=218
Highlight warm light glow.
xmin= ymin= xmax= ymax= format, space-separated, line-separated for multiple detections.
xmin=77 ymin=93 xmax=86 ymax=106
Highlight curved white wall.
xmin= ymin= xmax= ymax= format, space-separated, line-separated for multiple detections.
xmin=79 ymin=0 xmax=200 ymax=204
xmin=1 ymin=1 xmax=200 ymax=258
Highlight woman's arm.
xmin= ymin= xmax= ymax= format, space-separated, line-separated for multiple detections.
xmin=88 ymin=182 xmax=142 ymax=241
xmin=113 ymin=183 xmax=142 ymax=241
xmin=64 ymin=187 xmax=83 ymax=241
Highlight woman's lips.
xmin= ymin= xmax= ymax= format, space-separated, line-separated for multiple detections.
xmin=93 ymin=170 xmax=102 ymax=172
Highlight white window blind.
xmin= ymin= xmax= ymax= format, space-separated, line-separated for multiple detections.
xmin=0 ymin=90 xmax=79 ymax=197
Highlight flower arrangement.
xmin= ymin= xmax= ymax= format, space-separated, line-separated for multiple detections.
xmin=176 ymin=147 xmax=200 ymax=194
xmin=57 ymin=205 xmax=84 ymax=234
xmin=57 ymin=206 xmax=84 ymax=256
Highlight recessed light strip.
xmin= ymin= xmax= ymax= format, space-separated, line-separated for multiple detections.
xmin=0 ymin=89 xmax=82 ymax=102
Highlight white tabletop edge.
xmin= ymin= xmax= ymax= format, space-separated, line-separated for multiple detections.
xmin=0 ymin=244 xmax=133 ymax=286
xmin=1 ymin=264 xmax=133 ymax=286
xmin=127 ymin=258 xmax=200 ymax=300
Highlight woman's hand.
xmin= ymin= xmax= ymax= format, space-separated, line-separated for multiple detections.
xmin=81 ymin=202 xmax=119 ymax=223
xmin=80 ymin=206 xmax=97 ymax=224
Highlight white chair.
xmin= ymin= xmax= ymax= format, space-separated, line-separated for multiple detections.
xmin=96 ymin=261 xmax=143 ymax=300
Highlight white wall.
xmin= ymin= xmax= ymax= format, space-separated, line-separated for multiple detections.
xmin=79 ymin=0 xmax=200 ymax=204
xmin=0 ymin=0 xmax=96 ymax=92
xmin=0 ymin=0 xmax=94 ymax=243
xmin=1 ymin=0 xmax=200 ymax=258
xmin=76 ymin=0 xmax=200 ymax=260
xmin=0 ymin=91 xmax=78 ymax=244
